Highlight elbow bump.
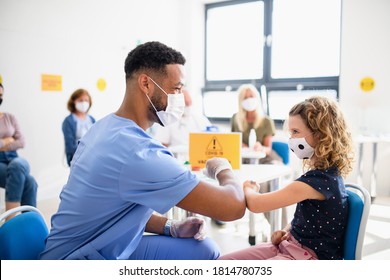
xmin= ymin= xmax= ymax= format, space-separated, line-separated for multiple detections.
xmin=224 ymin=204 xmax=246 ymax=221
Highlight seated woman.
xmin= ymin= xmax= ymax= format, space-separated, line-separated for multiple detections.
xmin=231 ymin=84 xmax=282 ymax=165
xmin=62 ymin=88 xmax=96 ymax=166
xmin=0 ymin=83 xmax=38 ymax=219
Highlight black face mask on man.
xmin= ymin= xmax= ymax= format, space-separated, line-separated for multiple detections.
xmin=0 ymin=98 xmax=3 ymax=106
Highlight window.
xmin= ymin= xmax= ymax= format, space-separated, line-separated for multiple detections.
xmin=206 ymin=1 xmax=264 ymax=81
xmin=203 ymin=0 xmax=341 ymax=123
xmin=271 ymin=0 xmax=341 ymax=79
xmin=267 ymin=89 xmax=338 ymax=120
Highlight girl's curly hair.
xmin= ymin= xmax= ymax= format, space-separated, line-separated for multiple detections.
xmin=289 ymin=96 xmax=354 ymax=177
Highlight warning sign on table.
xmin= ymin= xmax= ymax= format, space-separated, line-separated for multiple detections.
xmin=189 ymin=132 xmax=241 ymax=170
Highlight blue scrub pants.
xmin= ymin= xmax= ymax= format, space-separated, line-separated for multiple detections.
xmin=0 ymin=156 xmax=38 ymax=206
xmin=128 ymin=235 xmax=220 ymax=260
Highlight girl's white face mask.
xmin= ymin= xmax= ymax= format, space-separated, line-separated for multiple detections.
xmin=242 ymin=97 xmax=258 ymax=111
xmin=288 ymin=136 xmax=315 ymax=159
xmin=75 ymin=101 xmax=90 ymax=113
xmin=145 ymin=77 xmax=185 ymax=127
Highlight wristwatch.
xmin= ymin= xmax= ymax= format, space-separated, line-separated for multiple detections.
xmin=164 ymin=219 xmax=171 ymax=236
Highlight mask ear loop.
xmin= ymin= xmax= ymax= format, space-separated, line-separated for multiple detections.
xmin=143 ymin=76 xmax=160 ymax=113
xmin=148 ymin=76 xmax=168 ymax=96
xmin=144 ymin=92 xmax=158 ymax=113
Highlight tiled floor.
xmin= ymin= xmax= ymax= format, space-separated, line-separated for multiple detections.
xmin=36 ymin=195 xmax=390 ymax=260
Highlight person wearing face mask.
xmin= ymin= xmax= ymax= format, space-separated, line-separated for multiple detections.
xmin=62 ymin=88 xmax=96 ymax=166
xmin=153 ymin=88 xmax=211 ymax=155
xmin=152 ymin=88 xmax=226 ymax=227
xmin=231 ymin=84 xmax=282 ymax=165
xmin=40 ymin=41 xmax=246 ymax=260
xmin=0 ymin=83 xmax=38 ymax=219
xmin=219 ymin=96 xmax=354 ymax=260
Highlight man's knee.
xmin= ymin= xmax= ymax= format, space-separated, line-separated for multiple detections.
xmin=192 ymin=237 xmax=220 ymax=260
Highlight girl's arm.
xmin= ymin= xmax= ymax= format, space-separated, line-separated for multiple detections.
xmin=244 ymin=180 xmax=325 ymax=213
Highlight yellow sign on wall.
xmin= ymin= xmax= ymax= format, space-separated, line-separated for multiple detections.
xmin=41 ymin=74 xmax=62 ymax=91
xmin=189 ymin=132 xmax=241 ymax=170
xmin=360 ymin=77 xmax=375 ymax=92
xmin=97 ymin=78 xmax=107 ymax=91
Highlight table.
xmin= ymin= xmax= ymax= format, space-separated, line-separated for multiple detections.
xmin=355 ymin=134 xmax=390 ymax=200
xmin=241 ymin=147 xmax=266 ymax=160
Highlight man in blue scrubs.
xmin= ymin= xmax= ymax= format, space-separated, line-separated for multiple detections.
xmin=40 ymin=41 xmax=246 ymax=260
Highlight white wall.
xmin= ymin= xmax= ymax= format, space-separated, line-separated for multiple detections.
xmin=0 ymin=0 xmax=389 ymax=204
xmin=340 ymin=0 xmax=390 ymax=195
xmin=0 ymin=0 xmax=190 ymax=201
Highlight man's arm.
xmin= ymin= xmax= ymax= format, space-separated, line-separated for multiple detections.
xmin=177 ymin=159 xmax=246 ymax=222
xmin=145 ymin=213 xmax=206 ymax=240
xmin=145 ymin=214 xmax=167 ymax=235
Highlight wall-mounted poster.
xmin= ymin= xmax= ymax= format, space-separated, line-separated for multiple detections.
xmin=41 ymin=74 xmax=62 ymax=91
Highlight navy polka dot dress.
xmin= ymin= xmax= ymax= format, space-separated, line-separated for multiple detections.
xmin=290 ymin=167 xmax=348 ymax=260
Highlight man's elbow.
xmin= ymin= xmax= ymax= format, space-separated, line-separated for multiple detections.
xmin=232 ymin=206 xmax=246 ymax=220
xmin=221 ymin=201 xmax=246 ymax=221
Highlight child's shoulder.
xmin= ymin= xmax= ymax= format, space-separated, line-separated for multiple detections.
xmin=300 ymin=167 xmax=339 ymax=180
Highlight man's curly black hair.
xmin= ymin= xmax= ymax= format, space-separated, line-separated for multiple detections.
xmin=124 ymin=41 xmax=186 ymax=80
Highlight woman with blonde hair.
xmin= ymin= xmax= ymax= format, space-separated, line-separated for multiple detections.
xmin=231 ymin=84 xmax=282 ymax=164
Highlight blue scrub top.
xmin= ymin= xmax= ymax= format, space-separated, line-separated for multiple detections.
xmin=40 ymin=114 xmax=200 ymax=260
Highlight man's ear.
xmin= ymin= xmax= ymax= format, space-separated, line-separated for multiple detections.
xmin=138 ymin=74 xmax=150 ymax=93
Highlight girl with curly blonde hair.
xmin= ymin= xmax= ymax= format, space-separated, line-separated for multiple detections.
xmin=220 ymin=96 xmax=354 ymax=260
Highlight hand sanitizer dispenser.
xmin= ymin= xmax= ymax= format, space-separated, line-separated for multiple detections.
xmin=249 ymin=129 xmax=257 ymax=149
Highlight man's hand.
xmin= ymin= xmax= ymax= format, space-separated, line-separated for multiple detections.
xmin=170 ymin=216 xmax=206 ymax=240
xmin=203 ymin=157 xmax=232 ymax=180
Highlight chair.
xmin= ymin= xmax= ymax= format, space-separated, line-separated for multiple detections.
xmin=343 ymin=183 xmax=371 ymax=260
xmin=0 ymin=205 xmax=49 ymax=260
xmin=272 ymin=141 xmax=289 ymax=165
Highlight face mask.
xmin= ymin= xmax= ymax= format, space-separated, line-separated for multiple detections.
xmin=75 ymin=101 xmax=90 ymax=113
xmin=242 ymin=97 xmax=258 ymax=111
xmin=0 ymin=98 xmax=3 ymax=106
xmin=288 ymin=136 xmax=315 ymax=159
xmin=146 ymin=77 xmax=185 ymax=127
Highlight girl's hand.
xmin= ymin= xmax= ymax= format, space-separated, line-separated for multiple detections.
xmin=271 ymin=230 xmax=289 ymax=245
xmin=243 ymin=180 xmax=260 ymax=192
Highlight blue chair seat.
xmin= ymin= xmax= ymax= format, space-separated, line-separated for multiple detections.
xmin=272 ymin=141 xmax=289 ymax=165
xmin=0 ymin=205 xmax=48 ymax=260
